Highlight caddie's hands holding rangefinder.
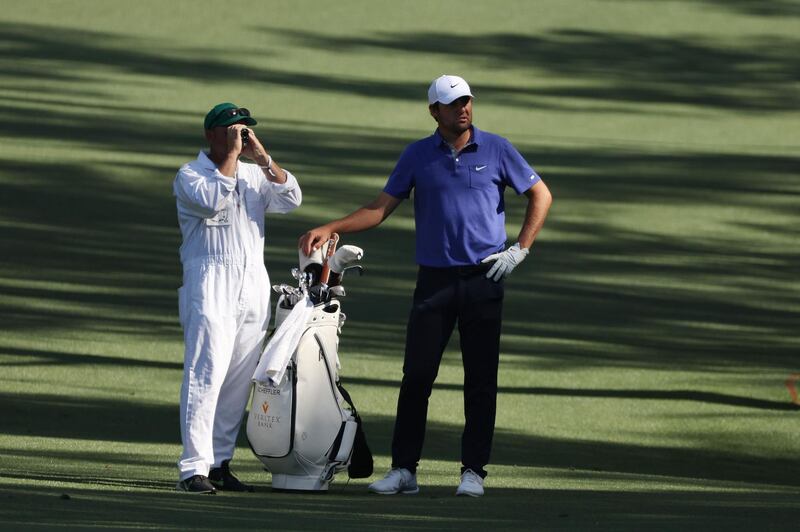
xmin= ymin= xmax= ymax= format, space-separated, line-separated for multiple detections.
xmin=481 ymin=243 xmax=529 ymax=282
xmin=230 ymin=125 xmax=287 ymax=184
xmin=226 ymin=123 xmax=247 ymax=154
xmin=236 ymin=126 xmax=262 ymax=160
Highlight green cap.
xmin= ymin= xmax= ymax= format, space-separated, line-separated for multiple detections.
xmin=203 ymin=102 xmax=257 ymax=130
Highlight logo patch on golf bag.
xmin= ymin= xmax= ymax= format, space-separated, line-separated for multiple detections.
xmin=247 ymin=374 xmax=293 ymax=457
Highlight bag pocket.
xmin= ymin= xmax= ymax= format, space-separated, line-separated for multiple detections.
xmin=246 ymin=369 xmax=295 ymax=458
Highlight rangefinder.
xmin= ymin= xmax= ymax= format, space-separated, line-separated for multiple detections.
xmin=241 ymin=128 xmax=250 ymax=146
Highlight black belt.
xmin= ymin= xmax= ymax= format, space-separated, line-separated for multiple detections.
xmin=419 ymin=263 xmax=491 ymax=276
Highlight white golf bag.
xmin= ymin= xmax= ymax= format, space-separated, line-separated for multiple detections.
xmin=246 ymin=237 xmax=371 ymax=491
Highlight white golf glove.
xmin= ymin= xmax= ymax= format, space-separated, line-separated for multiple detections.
xmin=328 ymin=245 xmax=364 ymax=273
xmin=481 ymin=243 xmax=529 ymax=282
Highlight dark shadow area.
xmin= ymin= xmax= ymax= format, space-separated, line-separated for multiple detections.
xmin=0 ymin=346 xmax=181 ymax=370
xmin=0 ymin=20 xmax=798 ymax=526
xmin=0 ymin=126 xmax=797 ymax=372
xmin=274 ymin=28 xmax=800 ymax=111
xmin=1 ymin=481 xmax=799 ymax=531
xmin=2 ymin=21 xmax=798 ymax=112
xmin=0 ymin=23 xmax=424 ymax=105
xmin=3 ymin=481 xmax=797 ymax=531
xmin=1 ymin=21 xmax=797 ymax=363
xmin=0 ymin=392 xmax=179 ymax=444
xmin=4 ymin=389 xmax=797 ymax=489
xmin=2 ymin=429 xmax=799 ymax=531
xmin=675 ymin=0 xmax=800 ymax=17
xmin=0 ymin=470 xmax=172 ymax=491
xmin=359 ymin=414 xmax=800 ymax=489
xmin=343 ymin=376 xmax=799 ymax=411
xmin=0 ymin=118 xmax=412 ymax=339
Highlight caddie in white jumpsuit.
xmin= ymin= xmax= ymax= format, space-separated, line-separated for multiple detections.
xmin=174 ymin=102 xmax=302 ymax=494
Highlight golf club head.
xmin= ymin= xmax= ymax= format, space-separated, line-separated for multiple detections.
xmin=308 ymin=284 xmax=326 ymax=304
xmin=342 ymin=265 xmax=364 ymax=277
xmin=272 ymin=283 xmax=293 ymax=294
xmin=329 ymin=285 xmax=346 ymax=298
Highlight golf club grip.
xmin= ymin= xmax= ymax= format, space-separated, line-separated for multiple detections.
xmin=319 ymin=233 xmax=339 ymax=286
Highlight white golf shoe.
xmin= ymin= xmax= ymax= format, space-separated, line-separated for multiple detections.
xmin=367 ymin=468 xmax=419 ymax=495
xmin=455 ymin=469 xmax=484 ymax=497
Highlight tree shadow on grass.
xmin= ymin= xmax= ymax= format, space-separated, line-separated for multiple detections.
xmin=674 ymin=0 xmax=800 ymax=17
xmin=0 ymin=346 xmax=181 ymax=370
xmin=2 ymin=20 xmax=799 ymax=113
xmin=0 ymin=391 xmax=180 ymax=444
xmin=1 ymin=440 xmax=799 ymax=530
xmin=1 ymin=135 xmax=798 ymax=373
xmin=1 ymin=481 xmax=799 ymax=531
xmin=0 ymin=21 xmax=798 ymax=509
xmin=273 ymin=28 xmax=800 ymax=112
xmin=4 ymin=389 xmax=796 ymax=489
xmin=361 ymin=414 xmax=800 ymax=490
xmin=343 ymin=376 xmax=798 ymax=411
xmin=0 ymin=470 xmax=171 ymax=492
xmin=0 ymin=22 xmax=422 ymax=107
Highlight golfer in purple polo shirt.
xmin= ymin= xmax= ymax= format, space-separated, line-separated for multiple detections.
xmin=299 ymin=75 xmax=552 ymax=497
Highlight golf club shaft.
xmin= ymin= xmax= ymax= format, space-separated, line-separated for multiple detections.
xmin=318 ymin=233 xmax=340 ymax=286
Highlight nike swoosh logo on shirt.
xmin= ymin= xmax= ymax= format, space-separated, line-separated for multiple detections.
xmin=475 ymin=165 xmax=487 ymax=171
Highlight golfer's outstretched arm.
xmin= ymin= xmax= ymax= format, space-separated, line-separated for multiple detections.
xmin=299 ymin=192 xmax=402 ymax=255
xmin=516 ymin=179 xmax=552 ymax=249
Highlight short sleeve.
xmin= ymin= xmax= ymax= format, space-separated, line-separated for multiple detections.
xmin=500 ymin=139 xmax=540 ymax=195
xmin=383 ymin=145 xmax=416 ymax=199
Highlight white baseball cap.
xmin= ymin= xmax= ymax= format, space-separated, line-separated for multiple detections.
xmin=427 ymin=75 xmax=473 ymax=105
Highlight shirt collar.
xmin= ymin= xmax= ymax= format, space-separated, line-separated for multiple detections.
xmin=470 ymin=125 xmax=485 ymax=145
xmin=197 ymin=150 xmax=216 ymax=170
xmin=198 ymin=150 xmax=240 ymax=173
xmin=432 ymin=125 xmax=482 ymax=150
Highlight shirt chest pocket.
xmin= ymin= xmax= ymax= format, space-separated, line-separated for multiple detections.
xmin=468 ymin=163 xmax=497 ymax=190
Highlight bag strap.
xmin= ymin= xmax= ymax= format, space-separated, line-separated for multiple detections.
xmin=336 ymin=381 xmax=359 ymax=418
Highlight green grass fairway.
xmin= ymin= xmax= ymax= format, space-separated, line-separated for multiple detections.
xmin=1 ymin=0 xmax=799 ymax=530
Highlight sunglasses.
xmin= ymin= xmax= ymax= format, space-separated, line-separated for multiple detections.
xmin=210 ymin=107 xmax=251 ymax=126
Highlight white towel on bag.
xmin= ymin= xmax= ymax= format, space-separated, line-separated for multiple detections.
xmin=252 ymin=295 xmax=314 ymax=385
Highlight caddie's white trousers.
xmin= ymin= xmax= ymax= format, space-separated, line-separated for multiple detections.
xmin=177 ymin=257 xmax=270 ymax=480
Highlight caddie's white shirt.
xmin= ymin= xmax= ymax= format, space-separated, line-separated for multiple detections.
xmin=174 ymin=151 xmax=302 ymax=267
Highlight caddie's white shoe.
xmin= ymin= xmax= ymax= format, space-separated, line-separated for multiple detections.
xmin=367 ymin=468 xmax=419 ymax=495
xmin=455 ymin=469 xmax=484 ymax=497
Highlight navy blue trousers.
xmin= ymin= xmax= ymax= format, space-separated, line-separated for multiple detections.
xmin=391 ymin=265 xmax=504 ymax=478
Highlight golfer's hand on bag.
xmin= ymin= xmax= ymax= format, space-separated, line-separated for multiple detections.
xmin=481 ymin=243 xmax=529 ymax=282
xmin=299 ymin=227 xmax=332 ymax=255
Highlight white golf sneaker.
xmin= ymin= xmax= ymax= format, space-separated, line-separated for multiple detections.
xmin=367 ymin=468 xmax=419 ymax=495
xmin=455 ymin=469 xmax=484 ymax=497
